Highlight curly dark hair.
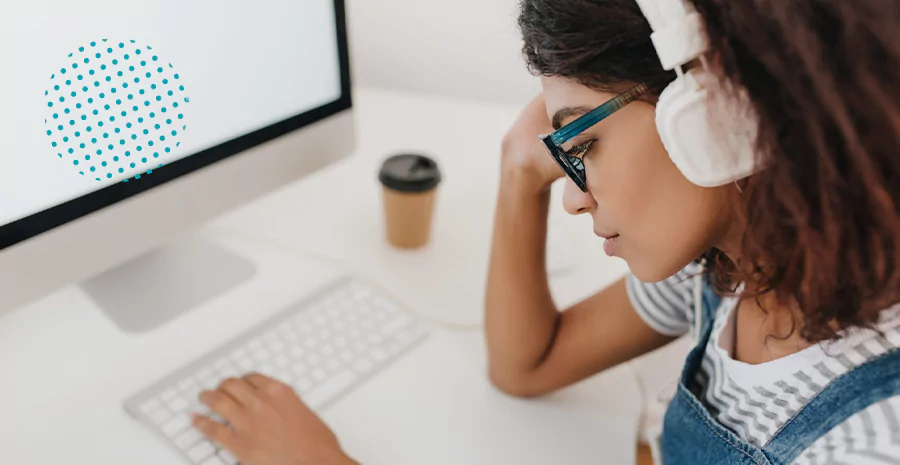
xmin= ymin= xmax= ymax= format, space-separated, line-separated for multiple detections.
xmin=519 ymin=0 xmax=900 ymax=342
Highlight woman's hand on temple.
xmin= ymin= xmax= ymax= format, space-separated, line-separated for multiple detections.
xmin=500 ymin=93 xmax=564 ymax=194
xmin=193 ymin=374 xmax=358 ymax=465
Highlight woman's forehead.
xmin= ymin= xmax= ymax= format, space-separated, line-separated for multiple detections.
xmin=540 ymin=76 xmax=618 ymax=121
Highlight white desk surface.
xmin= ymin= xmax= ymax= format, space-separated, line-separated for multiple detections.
xmin=0 ymin=88 xmax=639 ymax=464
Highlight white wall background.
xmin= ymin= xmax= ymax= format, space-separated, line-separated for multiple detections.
xmin=345 ymin=0 xmax=540 ymax=105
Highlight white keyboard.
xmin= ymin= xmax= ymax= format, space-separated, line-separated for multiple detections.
xmin=124 ymin=277 xmax=429 ymax=465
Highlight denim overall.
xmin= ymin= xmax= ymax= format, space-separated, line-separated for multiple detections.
xmin=661 ymin=278 xmax=900 ymax=464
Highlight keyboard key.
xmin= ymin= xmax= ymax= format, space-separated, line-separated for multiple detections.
xmin=251 ymin=348 xmax=271 ymax=362
xmin=340 ymin=351 xmax=354 ymax=363
xmin=371 ymin=348 xmax=388 ymax=362
xmin=381 ymin=317 xmax=411 ymax=336
xmin=291 ymin=363 xmax=307 ymax=376
xmin=160 ymin=388 xmax=178 ymax=402
xmin=139 ymin=398 xmax=161 ymax=414
xmin=200 ymin=456 xmax=226 ymax=465
xmin=321 ymin=345 xmax=335 ymax=356
xmin=168 ymin=396 xmax=190 ymax=413
xmin=295 ymin=377 xmax=313 ymax=393
xmin=302 ymin=371 xmax=357 ymax=409
xmin=306 ymin=354 xmax=321 ymax=366
xmin=218 ymin=450 xmax=239 ymax=465
xmin=162 ymin=414 xmax=192 ymax=438
xmin=274 ymin=355 xmax=290 ymax=367
xmin=174 ymin=428 xmax=202 ymax=450
xmin=326 ymin=359 xmax=341 ymax=372
xmin=334 ymin=337 xmax=348 ymax=347
xmin=269 ymin=341 xmax=286 ymax=353
xmin=303 ymin=338 xmax=319 ymax=349
xmin=187 ymin=441 xmax=215 ymax=463
xmin=352 ymin=359 xmax=374 ymax=374
xmin=149 ymin=408 xmax=172 ymax=425
xmin=367 ymin=334 xmax=384 ymax=345
xmin=312 ymin=368 xmax=327 ymax=381
xmin=289 ymin=345 xmax=306 ymax=358
xmin=235 ymin=357 xmax=254 ymax=371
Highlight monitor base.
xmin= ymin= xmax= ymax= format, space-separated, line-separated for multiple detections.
xmin=81 ymin=236 xmax=257 ymax=333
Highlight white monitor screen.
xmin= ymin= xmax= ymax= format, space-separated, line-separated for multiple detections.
xmin=0 ymin=0 xmax=343 ymax=228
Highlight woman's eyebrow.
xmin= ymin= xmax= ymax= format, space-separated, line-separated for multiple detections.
xmin=552 ymin=106 xmax=593 ymax=130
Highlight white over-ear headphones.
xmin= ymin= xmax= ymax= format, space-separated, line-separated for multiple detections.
xmin=635 ymin=0 xmax=763 ymax=187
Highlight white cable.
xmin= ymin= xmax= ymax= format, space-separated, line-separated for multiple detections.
xmin=208 ymin=226 xmax=482 ymax=332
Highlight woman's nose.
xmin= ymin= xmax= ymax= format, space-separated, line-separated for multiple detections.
xmin=562 ymin=178 xmax=596 ymax=215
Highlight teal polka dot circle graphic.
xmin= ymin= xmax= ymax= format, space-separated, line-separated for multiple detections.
xmin=43 ymin=39 xmax=190 ymax=182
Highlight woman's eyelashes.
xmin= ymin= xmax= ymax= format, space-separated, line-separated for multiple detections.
xmin=564 ymin=139 xmax=596 ymax=160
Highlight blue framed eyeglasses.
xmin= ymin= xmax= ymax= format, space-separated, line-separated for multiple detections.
xmin=539 ymin=84 xmax=648 ymax=192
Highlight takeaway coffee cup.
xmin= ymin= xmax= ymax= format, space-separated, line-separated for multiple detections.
xmin=378 ymin=154 xmax=442 ymax=249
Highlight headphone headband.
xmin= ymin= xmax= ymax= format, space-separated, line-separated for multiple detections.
xmin=634 ymin=0 xmax=708 ymax=70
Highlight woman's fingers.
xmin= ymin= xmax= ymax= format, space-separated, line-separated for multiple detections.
xmin=192 ymin=413 xmax=240 ymax=451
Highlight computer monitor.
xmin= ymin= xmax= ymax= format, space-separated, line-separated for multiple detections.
xmin=0 ymin=0 xmax=355 ymax=330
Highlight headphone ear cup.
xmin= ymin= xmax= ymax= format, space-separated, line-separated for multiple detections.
xmin=654 ymin=68 xmax=761 ymax=187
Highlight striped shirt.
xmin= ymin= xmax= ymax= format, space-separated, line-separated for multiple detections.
xmin=627 ymin=264 xmax=900 ymax=464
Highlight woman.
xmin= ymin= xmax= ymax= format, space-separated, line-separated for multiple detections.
xmin=191 ymin=1 xmax=900 ymax=464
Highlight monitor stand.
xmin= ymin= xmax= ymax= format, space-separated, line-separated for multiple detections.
xmin=80 ymin=236 xmax=257 ymax=333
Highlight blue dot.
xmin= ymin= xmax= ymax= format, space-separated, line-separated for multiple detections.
xmin=154 ymin=124 xmax=160 ymax=129
xmin=81 ymin=115 xmax=87 ymax=120
xmin=101 ymin=161 xmax=107 ymax=167
xmin=83 ymin=58 xmax=89 ymax=64
xmin=45 ymin=90 xmax=48 ymax=96
xmin=134 ymin=78 xmax=140 ymax=83
xmin=81 ymin=86 xmax=88 ymax=92
xmin=157 ymin=67 xmax=163 ymax=73
xmin=149 ymin=112 xmax=156 ymax=118
xmin=67 ymin=148 xmax=74 ymax=154
xmin=153 ymin=152 xmax=159 ymax=158
xmin=141 ymin=157 xmax=147 ymax=163
xmin=52 ymin=113 xmax=59 ymax=119
xmin=174 ymin=74 xmax=179 ymax=79
xmin=79 ymin=46 xmax=84 ymax=52
xmin=160 ymin=135 xmax=166 ymax=141
xmin=155 ymin=96 xmax=161 ymax=101
xmin=104 ymin=104 xmax=110 ymax=110
xmin=161 ymin=107 xmax=168 ymax=113
xmin=93 ymin=110 xmax=99 ymax=115
xmin=124 ymin=54 xmax=130 ymax=60
xmin=51 ymin=141 xmax=57 ymax=147
xmin=119 ymin=168 xmax=124 ymax=173
xmin=111 ymin=88 xmax=117 ymax=93
xmin=143 ymin=129 xmax=149 ymax=135
xmin=126 ymin=123 xmax=132 ymax=128
xmin=114 ymin=156 xmax=119 ymax=161
xmin=165 ymin=147 xmax=171 ymax=153
xmin=148 ymin=140 xmax=155 ymax=147
xmin=138 ymin=117 xmax=144 ymax=123
xmin=131 ymin=134 xmax=137 ymax=140
xmin=120 ymin=139 xmax=125 ymax=145
xmin=102 ymin=132 xmax=108 ymax=138
xmin=117 ymin=71 xmax=123 ymax=77
xmin=86 ymin=126 xmax=92 ymax=132
xmin=141 ymin=61 xmax=147 ymax=67
xmin=130 ymin=162 xmax=136 ymax=168
xmin=145 ymin=72 xmax=151 ymax=78
xmin=91 ymin=137 xmax=97 ymax=143
xmin=85 ymin=155 xmax=91 ymax=161
xmin=107 ymin=173 xmax=112 ymax=179
xmin=105 ymin=76 xmax=111 ymax=82
xmin=90 ymin=41 xmax=96 ymax=46
xmin=101 ymin=64 xmax=107 ymax=71
xmin=89 ymin=70 xmax=95 ymax=75
xmin=47 ymin=102 xmax=53 ymax=107
xmin=171 ymin=130 xmax=177 ymax=136
xmin=115 ymin=127 xmax=121 ymax=133
xmin=167 ymin=90 xmax=174 ymax=96
xmin=76 ymin=103 xmax=83 ymax=109
xmin=137 ymin=146 xmax=143 ymax=152
xmin=90 ymin=167 xmax=96 ymax=172
xmin=125 ymin=151 xmax=131 ymax=157
xmin=95 ymin=53 xmax=100 ymax=59
xmin=65 ymin=79 xmax=71 ymax=85
xmin=132 ymin=106 xmax=139 ymax=111
xmin=59 ymin=96 xmax=65 ymax=102
xmin=53 ymin=85 xmax=60 ymax=91
xmin=94 ymin=81 xmax=100 ymax=87
xmin=87 ymin=98 xmax=93 ymax=104
xmin=73 ymin=160 xmax=79 ymax=165
xmin=127 ymin=94 xmax=133 ymax=100
xmin=80 ymin=143 xmax=86 ymax=149
xmin=64 ymin=108 xmax=71 ymax=114
xmin=121 ymin=111 xmax=127 ymax=117
xmin=135 ymin=174 xmax=141 ymax=179
xmin=136 ymin=49 xmax=142 ymax=55
xmin=61 ymin=67 xmax=67 ymax=74
xmin=106 ymin=47 xmax=113 ymax=53
xmin=96 ymin=149 xmax=102 ymax=155
xmin=69 ymin=119 xmax=75 ymax=125
xmin=57 ymin=125 xmax=63 ymax=130
xmin=118 ymin=42 xmax=124 ymax=48
xmin=166 ymin=119 xmax=172 ymax=124
xmin=107 ymin=144 xmax=113 ymax=150
xmin=110 ymin=116 xmax=116 ymax=122
xmin=129 ymin=65 xmax=134 ymax=72
xmin=112 ymin=59 xmax=118 ymax=65
xmin=151 ymin=84 xmax=157 ymax=90
xmin=162 ymin=79 xmax=169 ymax=85
xmin=70 ymin=91 xmax=76 ymax=97
xmin=98 ymin=121 xmax=104 ymax=127
xmin=139 ymin=89 xmax=145 ymax=95
xmin=152 ymin=56 xmax=158 ymax=61
xmin=78 ymin=74 xmax=83 ymax=80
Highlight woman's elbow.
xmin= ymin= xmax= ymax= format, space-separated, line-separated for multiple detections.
xmin=487 ymin=366 xmax=547 ymax=399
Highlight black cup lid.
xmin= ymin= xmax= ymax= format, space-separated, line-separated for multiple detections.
xmin=378 ymin=154 xmax=442 ymax=193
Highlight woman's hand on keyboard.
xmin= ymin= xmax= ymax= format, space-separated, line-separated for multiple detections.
xmin=193 ymin=373 xmax=358 ymax=465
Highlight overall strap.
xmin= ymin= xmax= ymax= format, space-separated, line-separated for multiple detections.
xmin=764 ymin=347 xmax=900 ymax=464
